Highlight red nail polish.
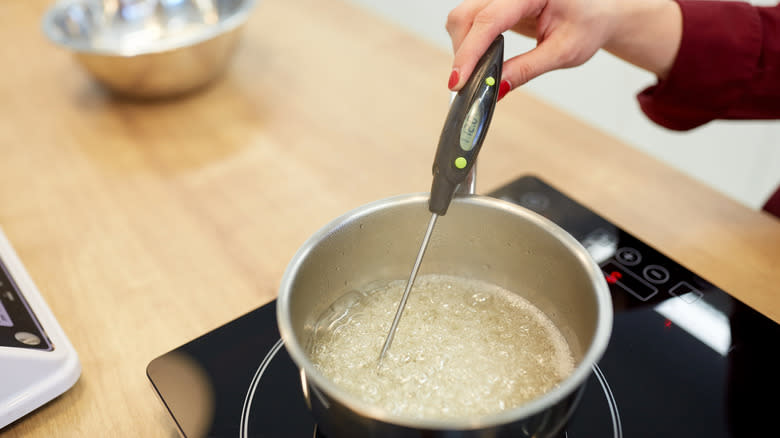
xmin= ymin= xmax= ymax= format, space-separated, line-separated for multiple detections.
xmin=497 ymin=80 xmax=511 ymax=101
xmin=448 ymin=70 xmax=459 ymax=90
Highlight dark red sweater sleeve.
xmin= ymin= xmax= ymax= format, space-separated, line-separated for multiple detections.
xmin=638 ymin=1 xmax=780 ymax=218
xmin=637 ymin=1 xmax=780 ymax=131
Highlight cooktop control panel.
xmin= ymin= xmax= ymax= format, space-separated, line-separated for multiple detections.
xmin=0 ymin=259 xmax=52 ymax=351
xmin=491 ymin=176 xmax=717 ymax=306
xmin=0 ymin=227 xmax=81 ymax=430
xmin=490 ymin=176 xmax=740 ymax=357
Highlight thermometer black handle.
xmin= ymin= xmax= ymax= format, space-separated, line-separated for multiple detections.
xmin=429 ymin=35 xmax=504 ymax=215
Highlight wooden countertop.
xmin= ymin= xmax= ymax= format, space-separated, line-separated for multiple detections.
xmin=2 ymin=0 xmax=778 ymax=436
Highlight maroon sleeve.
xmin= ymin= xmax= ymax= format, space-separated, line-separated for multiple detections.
xmin=637 ymin=1 xmax=780 ymax=131
xmin=764 ymin=189 xmax=780 ymax=217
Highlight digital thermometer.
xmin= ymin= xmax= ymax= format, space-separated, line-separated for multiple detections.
xmin=378 ymin=35 xmax=504 ymax=363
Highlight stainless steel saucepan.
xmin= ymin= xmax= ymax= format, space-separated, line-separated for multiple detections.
xmin=277 ymin=193 xmax=613 ymax=437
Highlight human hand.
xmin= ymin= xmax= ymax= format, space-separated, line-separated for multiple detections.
xmin=446 ymin=0 xmax=682 ymax=99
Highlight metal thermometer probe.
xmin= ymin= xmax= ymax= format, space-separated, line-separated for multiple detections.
xmin=378 ymin=35 xmax=505 ymax=365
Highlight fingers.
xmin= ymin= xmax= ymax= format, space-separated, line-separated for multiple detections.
xmin=446 ymin=0 xmax=543 ymax=90
xmin=446 ymin=0 xmax=492 ymax=53
xmin=504 ymin=24 xmax=603 ymax=89
xmin=501 ymin=36 xmax=564 ymax=88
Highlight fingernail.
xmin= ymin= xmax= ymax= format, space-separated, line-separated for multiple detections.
xmin=497 ymin=80 xmax=511 ymax=101
xmin=448 ymin=69 xmax=460 ymax=90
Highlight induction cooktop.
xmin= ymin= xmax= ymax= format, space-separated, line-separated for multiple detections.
xmin=147 ymin=175 xmax=780 ymax=437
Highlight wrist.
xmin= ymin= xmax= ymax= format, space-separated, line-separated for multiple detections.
xmin=604 ymin=0 xmax=683 ymax=78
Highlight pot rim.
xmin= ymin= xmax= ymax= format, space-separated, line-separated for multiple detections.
xmin=277 ymin=192 xmax=613 ymax=430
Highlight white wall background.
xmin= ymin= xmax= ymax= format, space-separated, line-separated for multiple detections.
xmin=347 ymin=0 xmax=780 ymax=210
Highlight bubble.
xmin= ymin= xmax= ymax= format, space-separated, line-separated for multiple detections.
xmin=471 ymin=292 xmax=489 ymax=304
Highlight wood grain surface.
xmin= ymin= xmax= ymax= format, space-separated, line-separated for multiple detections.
xmin=1 ymin=0 xmax=778 ymax=436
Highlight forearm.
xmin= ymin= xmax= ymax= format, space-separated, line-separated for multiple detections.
xmin=603 ymin=0 xmax=683 ymax=79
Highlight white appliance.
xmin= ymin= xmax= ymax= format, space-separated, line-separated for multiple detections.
xmin=0 ymin=227 xmax=81 ymax=429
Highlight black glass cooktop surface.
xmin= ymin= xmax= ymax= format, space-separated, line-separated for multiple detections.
xmin=147 ymin=175 xmax=780 ymax=437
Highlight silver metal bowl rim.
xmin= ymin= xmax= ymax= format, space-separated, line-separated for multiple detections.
xmin=40 ymin=0 xmax=258 ymax=57
xmin=277 ymin=192 xmax=614 ymax=430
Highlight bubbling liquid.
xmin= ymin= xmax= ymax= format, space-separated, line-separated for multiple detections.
xmin=308 ymin=274 xmax=575 ymax=420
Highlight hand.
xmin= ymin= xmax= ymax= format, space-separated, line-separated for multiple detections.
xmin=446 ymin=0 xmax=682 ymax=99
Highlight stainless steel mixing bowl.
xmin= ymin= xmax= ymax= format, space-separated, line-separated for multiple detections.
xmin=278 ymin=193 xmax=613 ymax=437
xmin=41 ymin=0 xmax=257 ymax=98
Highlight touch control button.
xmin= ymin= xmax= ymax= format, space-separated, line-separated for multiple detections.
xmin=615 ymin=247 xmax=642 ymax=266
xmin=669 ymin=281 xmax=704 ymax=304
xmin=602 ymin=261 xmax=658 ymax=301
xmin=643 ymin=265 xmax=670 ymax=284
